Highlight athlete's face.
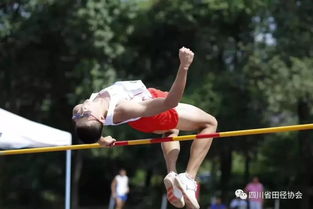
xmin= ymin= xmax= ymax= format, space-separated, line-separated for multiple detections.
xmin=119 ymin=169 xmax=127 ymax=176
xmin=72 ymin=99 xmax=106 ymax=124
xmin=252 ymin=177 xmax=259 ymax=183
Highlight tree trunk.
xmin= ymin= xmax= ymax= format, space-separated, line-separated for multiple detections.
xmin=220 ymin=144 xmax=232 ymax=201
xmin=244 ymin=149 xmax=251 ymax=184
xmin=145 ymin=169 xmax=153 ymax=188
xmin=297 ymin=99 xmax=313 ymax=209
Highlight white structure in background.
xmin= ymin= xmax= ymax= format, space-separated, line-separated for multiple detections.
xmin=160 ymin=193 xmax=167 ymax=209
xmin=108 ymin=196 xmax=115 ymax=209
xmin=0 ymin=108 xmax=72 ymax=209
xmin=0 ymin=108 xmax=71 ymax=148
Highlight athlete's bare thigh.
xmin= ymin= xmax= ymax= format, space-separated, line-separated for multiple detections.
xmin=175 ymin=103 xmax=216 ymax=131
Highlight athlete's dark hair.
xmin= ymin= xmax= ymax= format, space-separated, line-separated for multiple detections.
xmin=75 ymin=119 xmax=103 ymax=144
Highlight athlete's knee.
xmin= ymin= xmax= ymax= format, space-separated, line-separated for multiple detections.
xmin=209 ymin=116 xmax=218 ymax=128
xmin=116 ymin=200 xmax=122 ymax=208
xmin=203 ymin=115 xmax=218 ymax=130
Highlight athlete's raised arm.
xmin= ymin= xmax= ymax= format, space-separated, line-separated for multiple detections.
xmin=115 ymin=47 xmax=194 ymax=121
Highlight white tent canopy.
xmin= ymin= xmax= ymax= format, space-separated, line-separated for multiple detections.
xmin=0 ymin=108 xmax=71 ymax=148
xmin=0 ymin=108 xmax=72 ymax=209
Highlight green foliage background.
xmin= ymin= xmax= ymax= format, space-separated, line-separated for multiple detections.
xmin=0 ymin=0 xmax=312 ymax=208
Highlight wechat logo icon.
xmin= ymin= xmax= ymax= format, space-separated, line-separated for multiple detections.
xmin=235 ymin=189 xmax=247 ymax=200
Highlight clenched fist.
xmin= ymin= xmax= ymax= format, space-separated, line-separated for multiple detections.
xmin=179 ymin=47 xmax=194 ymax=70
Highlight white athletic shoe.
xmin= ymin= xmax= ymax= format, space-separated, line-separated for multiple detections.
xmin=175 ymin=173 xmax=200 ymax=209
xmin=163 ymin=172 xmax=185 ymax=208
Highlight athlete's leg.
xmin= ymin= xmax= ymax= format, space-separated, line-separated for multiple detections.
xmin=115 ymin=197 xmax=123 ymax=209
xmin=175 ymin=103 xmax=218 ymax=179
xmin=119 ymin=200 xmax=126 ymax=209
xmin=160 ymin=129 xmax=180 ymax=173
xmin=173 ymin=103 xmax=217 ymax=209
xmin=158 ymin=129 xmax=185 ymax=208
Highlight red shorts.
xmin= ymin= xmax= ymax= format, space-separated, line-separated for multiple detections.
xmin=127 ymin=88 xmax=179 ymax=133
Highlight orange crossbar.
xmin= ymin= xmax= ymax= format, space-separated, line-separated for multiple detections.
xmin=0 ymin=123 xmax=312 ymax=156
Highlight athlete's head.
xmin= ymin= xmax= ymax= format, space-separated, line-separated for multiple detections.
xmin=72 ymin=99 xmax=107 ymax=143
xmin=119 ymin=169 xmax=127 ymax=176
xmin=252 ymin=176 xmax=260 ymax=183
xmin=75 ymin=117 xmax=103 ymax=143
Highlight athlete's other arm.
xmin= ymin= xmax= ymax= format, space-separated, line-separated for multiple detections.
xmin=115 ymin=47 xmax=194 ymax=121
xmin=126 ymin=177 xmax=130 ymax=194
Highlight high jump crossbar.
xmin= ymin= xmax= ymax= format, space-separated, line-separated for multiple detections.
xmin=1 ymin=123 xmax=313 ymax=156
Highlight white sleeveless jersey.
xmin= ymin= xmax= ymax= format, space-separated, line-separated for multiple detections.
xmin=115 ymin=175 xmax=129 ymax=196
xmin=89 ymin=80 xmax=152 ymax=126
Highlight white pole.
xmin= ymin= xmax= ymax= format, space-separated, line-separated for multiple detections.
xmin=65 ymin=150 xmax=72 ymax=209
xmin=108 ymin=196 xmax=115 ymax=209
xmin=160 ymin=193 xmax=167 ymax=209
xmin=274 ymin=199 xmax=280 ymax=209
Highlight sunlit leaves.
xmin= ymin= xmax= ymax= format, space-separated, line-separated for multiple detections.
xmin=245 ymin=54 xmax=313 ymax=115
